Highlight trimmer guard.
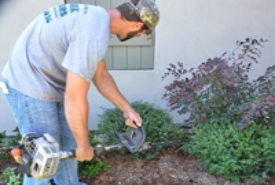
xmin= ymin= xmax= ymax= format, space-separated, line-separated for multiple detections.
xmin=115 ymin=122 xmax=146 ymax=153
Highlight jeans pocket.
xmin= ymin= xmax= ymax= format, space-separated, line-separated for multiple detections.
xmin=3 ymin=81 xmax=18 ymax=118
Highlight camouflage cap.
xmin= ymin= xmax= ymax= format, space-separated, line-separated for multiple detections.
xmin=127 ymin=0 xmax=160 ymax=41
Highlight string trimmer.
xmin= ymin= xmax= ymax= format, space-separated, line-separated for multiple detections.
xmin=8 ymin=122 xmax=186 ymax=179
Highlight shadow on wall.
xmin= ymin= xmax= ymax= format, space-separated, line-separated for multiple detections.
xmin=0 ymin=0 xmax=15 ymax=18
xmin=0 ymin=0 xmax=8 ymax=11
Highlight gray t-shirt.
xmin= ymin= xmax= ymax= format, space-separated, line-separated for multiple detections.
xmin=2 ymin=4 xmax=110 ymax=102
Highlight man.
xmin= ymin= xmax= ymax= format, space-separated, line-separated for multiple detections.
xmin=1 ymin=0 xmax=159 ymax=184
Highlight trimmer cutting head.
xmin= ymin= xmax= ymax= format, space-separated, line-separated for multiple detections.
xmin=115 ymin=122 xmax=146 ymax=153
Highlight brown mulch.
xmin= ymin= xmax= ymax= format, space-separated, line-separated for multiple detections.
xmin=1 ymin=148 xmax=275 ymax=185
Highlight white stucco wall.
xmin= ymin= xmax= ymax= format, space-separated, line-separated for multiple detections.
xmin=1 ymin=0 xmax=275 ymax=134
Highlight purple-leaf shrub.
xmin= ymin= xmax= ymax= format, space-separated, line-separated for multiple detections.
xmin=162 ymin=38 xmax=275 ymax=129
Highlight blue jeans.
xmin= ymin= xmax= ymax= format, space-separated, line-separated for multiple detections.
xmin=3 ymin=79 xmax=86 ymax=185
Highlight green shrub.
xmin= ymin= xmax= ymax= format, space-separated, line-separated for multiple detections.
xmin=3 ymin=167 xmax=22 ymax=185
xmin=78 ymin=159 xmax=110 ymax=178
xmin=7 ymin=127 xmax=22 ymax=147
xmin=78 ymin=131 xmax=110 ymax=178
xmin=0 ymin=128 xmax=21 ymax=159
xmin=96 ymin=101 xmax=186 ymax=161
xmin=183 ymin=120 xmax=275 ymax=183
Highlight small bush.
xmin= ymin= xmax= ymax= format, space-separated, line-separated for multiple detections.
xmin=182 ymin=120 xmax=275 ymax=183
xmin=78 ymin=159 xmax=110 ymax=178
xmin=78 ymin=131 xmax=110 ymax=178
xmin=162 ymin=38 xmax=275 ymax=129
xmin=0 ymin=128 xmax=21 ymax=159
xmin=96 ymin=101 xmax=186 ymax=161
xmin=3 ymin=167 xmax=22 ymax=185
xmin=7 ymin=127 xmax=22 ymax=147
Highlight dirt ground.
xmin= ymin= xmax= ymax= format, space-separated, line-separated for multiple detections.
xmin=1 ymin=148 xmax=275 ymax=185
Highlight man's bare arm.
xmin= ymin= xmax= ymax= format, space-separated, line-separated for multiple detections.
xmin=93 ymin=61 xmax=142 ymax=127
xmin=64 ymin=70 xmax=94 ymax=161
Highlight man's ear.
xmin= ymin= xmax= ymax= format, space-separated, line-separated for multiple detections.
xmin=133 ymin=22 xmax=144 ymax=29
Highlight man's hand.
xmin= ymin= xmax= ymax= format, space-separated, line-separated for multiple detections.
xmin=124 ymin=109 xmax=142 ymax=128
xmin=75 ymin=145 xmax=95 ymax=161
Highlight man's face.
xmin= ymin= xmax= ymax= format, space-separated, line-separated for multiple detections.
xmin=117 ymin=22 xmax=147 ymax=42
xmin=118 ymin=29 xmax=145 ymax=42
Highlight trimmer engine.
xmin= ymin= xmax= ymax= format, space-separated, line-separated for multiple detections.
xmin=12 ymin=133 xmax=73 ymax=179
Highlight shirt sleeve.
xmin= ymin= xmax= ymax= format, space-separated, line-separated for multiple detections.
xmin=62 ymin=33 xmax=99 ymax=83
